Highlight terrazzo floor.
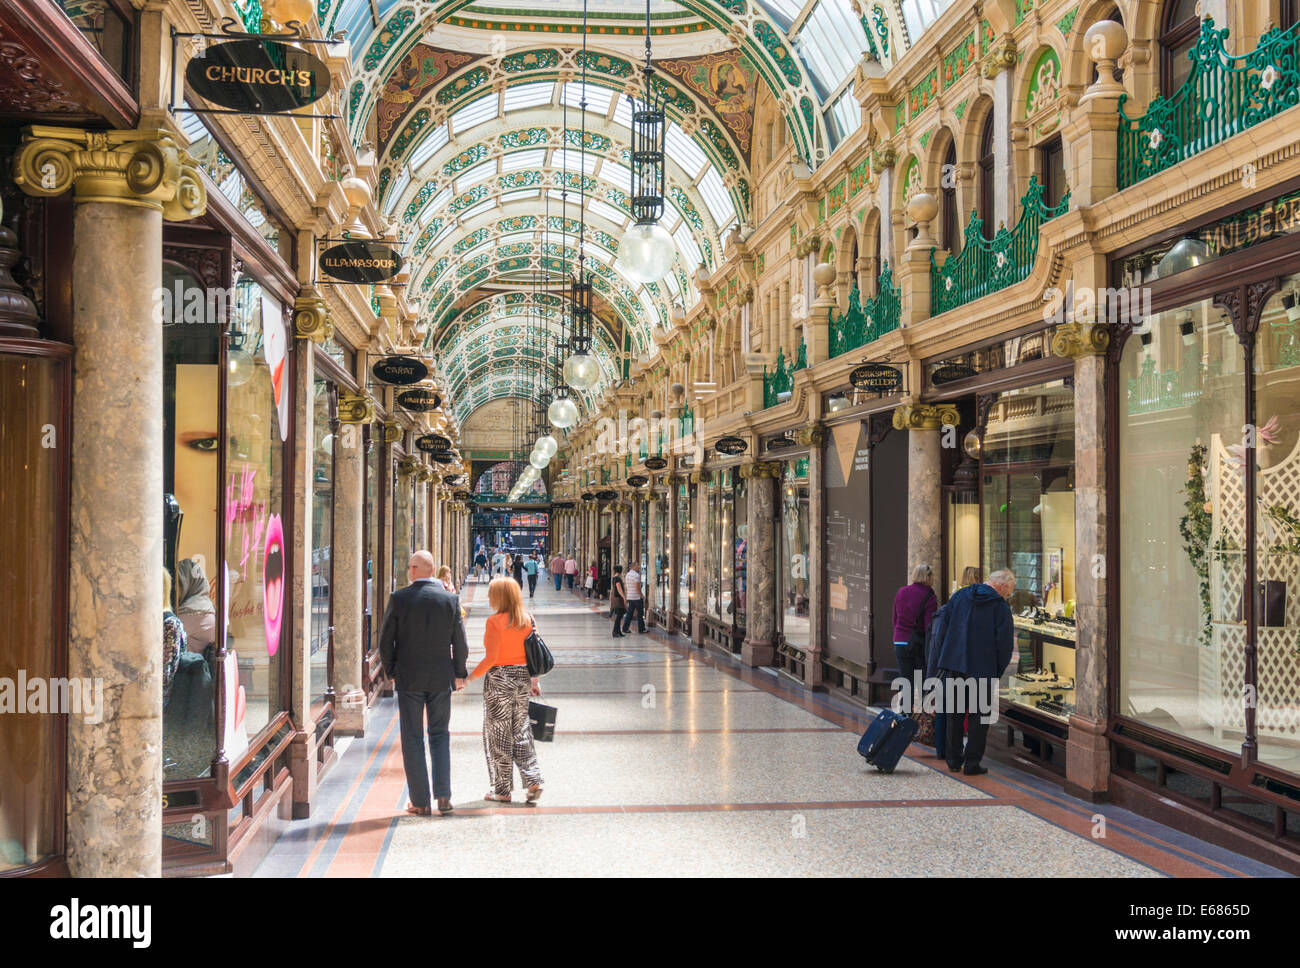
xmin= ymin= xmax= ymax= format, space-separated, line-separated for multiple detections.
xmin=254 ymin=578 xmax=1289 ymax=878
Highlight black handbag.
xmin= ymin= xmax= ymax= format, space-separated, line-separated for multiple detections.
xmin=524 ymin=620 xmax=554 ymax=676
xmin=528 ymin=699 xmax=557 ymax=741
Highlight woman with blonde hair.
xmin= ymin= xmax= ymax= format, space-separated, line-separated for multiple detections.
xmin=435 ymin=565 xmax=456 ymax=594
xmin=469 ymin=576 xmax=543 ymax=803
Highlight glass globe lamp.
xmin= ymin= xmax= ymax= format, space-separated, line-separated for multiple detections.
xmin=530 ymin=451 xmax=550 ymax=470
xmin=563 ymin=352 xmax=600 ymax=391
xmin=548 ymin=396 xmax=579 ymax=429
xmin=617 ymin=220 xmax=676 ymax=283
xmin=535 ymin=434 xmax=558 ymax=459
xmin=227 ymin=334 xmax=255 ymax=387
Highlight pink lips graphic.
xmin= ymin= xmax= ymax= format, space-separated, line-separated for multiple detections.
xmin=263 ymin=514 xmax=284 ymax=657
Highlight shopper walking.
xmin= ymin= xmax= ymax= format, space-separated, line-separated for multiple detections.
xmin=511 ymin=552 xmax=525 ymax=588
xmin=492 ymin=548 xmax=505 ymax=576
xmin=610 ymin=565 xmax=628 ymax=638
xmin=565 ymin=553 xmax=578 ymax=590
xmin=622 ymin=559 xmax=646 ymax=634
xmin=524 ymin=552 xmax=539 ymax=599
xmin=927 ymin=568 xmax=1015 ymax=776
xmin=549 ymin=552 xmax=565 ymax=591
xmin=474 ymin=548 xmax=487 ymax=582
xmin=469 ymin=577 xmax=543 ymax=804
xmin=892 ymin=563 xmax=938 ymax=707
xmin=436 ymin=565 xmax=456 ymax=595
xmin=379 ymin=550 xmax=468 ymax=816
xmin=587 ymin=560 xmax=598 ymax=598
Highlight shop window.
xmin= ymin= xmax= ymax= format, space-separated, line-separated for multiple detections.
xmin=940 ymin=141 xmax=959 ymax=254
xmin=656 ymin=497 xmax=670 ymax=613
xmin=163 ymin=263 xmax=220 ymax=781
xmin=733 ymin=476 xmax=748 ymax=630
xmin=310 ymin=378 xmax=335 ymax=706
xmin=224 ymin=275 xmax=290 ymax=760
xmin=705 ymin=479 xmax=720 ymax=620
xmin=53 ymin=0 xmax=132 ymax=83
xmin=1039 ymin=136 xmax=1066 ymax=211
xmin=1118 ymin=298 xmax=1247 ymax=759
xmin=977 ymin=112 xmax=995 ymax=241
xmin=677 ymin=483 xmax=691 ymax=619
xmin=365 ymin=427 xmax=382 ymax=654
xmin=779 ymin=464 xmax=811 ymax=649
xmin=0 ymin=350 xmax=67 ymax=872
xmin=1160 ymin=0 xmax=1202 ymax=94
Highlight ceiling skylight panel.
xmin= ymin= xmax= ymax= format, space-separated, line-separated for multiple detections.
xmin=500 ymin=189 xmax=539 ymax=204
xmin=698 ymin=169 xmax=734 ymax=225
xmin=665 ymin=124 xmax=707 ymax=177
xmin=611 ymin=96 xmax=633 ymax=129
xmin=756 ymin=0 xmax=806 ymax=25
xmin=829 ymin=89 xmax=861 ymax=140
xmin=503 ymin=81 xmax=553 ymax=111
xmin=499 ymin=232 xmax=534 ymax=247
xmin=795 ymin=0 xmax=869 ymax=95
xmin=658 ymin=205 xmax=681 ymax=232
xmin=901 ymin=0 xmax=952 ymax=41
xmin=383 ymin=166 xmax=412 ymax=216
xmin=589 ymin=199 xmax=627 ymax=226
xmin=451 ymin=95 xmax=497 ymax=136
xmin=601 ymin=160 xmax=633 ymax=194
xmin=418 ymin=187 xmax=453 ymax=226
xmin=552 ymin=148 xmax=597 ymax=175
xmin=561 ymin=82 xmax=611 ymax=114
xmin=409 ymin=124 xmax=449 ymax=171
xmin=673 ymin=224 xmax=702 ymax=270
xmin=456 ymin=159 xmax=497 ymax=192
xmin=501 ymin=148 xmax=545 ymax=172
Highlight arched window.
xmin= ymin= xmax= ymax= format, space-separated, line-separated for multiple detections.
xmin=851 ymin=235 xmax=861 ymax=291
xmin=1160 ymin=0 xmax=1201 ymax=93
xmin=872 ymin=217 xmax=882 ymax=284
xmin=977 ymin=111 xmax=995 ymax=240
xmin=940 ymin=141 xmax=959 ymax=252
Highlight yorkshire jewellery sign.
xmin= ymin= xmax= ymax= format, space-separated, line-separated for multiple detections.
xmin=319 ymin=241 xmax=403 ymax=284
xmin=930 ymin=362 xmax=977 ymax=386
xmin=397 ymin=388 xmax=441 ymax=412
xmin=849 ymin=362 xmax=903 ymax=393
xmin=644 ymin=456 xmax=668 ymax=470
xmin=416 ymin=433 xmax=452 ymax=453
xmin=714 ymin=435 xmax=748 ymax=455
xmin=187 ymin=40 xmax=332 ymax=114
xmin=371 ymin=355 xmax=428 ymax=385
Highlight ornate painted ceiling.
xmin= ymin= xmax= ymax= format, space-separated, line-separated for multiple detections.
xmin=316 ymin=0 xmax=938 ymax=424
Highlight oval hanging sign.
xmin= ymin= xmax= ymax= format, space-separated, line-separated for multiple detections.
xmin=766 ymin=436 xmax=796 ymax=451
xmin=931 ymin=362 xmax=977 ymax=386
xmin=644 ymin=456 xmax=668 ymax=471
xmin=371 ymin=355 xmax=428 ymax=385
xmin=453 ymin=490 xmax=471 ymax=501
xmin=580 ymin=492 xmax=595 ymax=501
xmin=714 ymin=435 xmax=748 ymax=456
xmin=186 ymin=40 xmax=333 ymax=115
xmin=849 ymin=362 xmax=903 ymax=393
xmin=596 ymin=489 xmax=618 ymax=501
xmin=627 ymin=475 xmax=649 ymax=487
xmin=396 ymin=388 xmax=441 ymax=412
xmin=443 ymin=474 xmax=463 ymax=485
xmin=319 ymin=240 xmax=404 ymax=284
xmin=415 ymin=433 xmax=452 ymax=453
xmin=432 ymin=452 xmax=457 ymax=464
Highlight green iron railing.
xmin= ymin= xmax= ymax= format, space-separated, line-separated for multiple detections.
xmin=763 ymin=347 xmax=793 ymax=408
xmin=829 ymin=263 xmax=902 ymax=358
xmin=794 ymin=339 xmax=808 ymax=371
xmin=234 ymin=0 xmax=264 ymax=32
xmin=678 ymin=402 xmax=694 ymax=438
xmin=930 ymin=176 xmax=1068 ymax=316
xmin=1126 ymin=355 xmax=1224 ymax=415
xmin=1118 ymin=18 xmax=1300 ymax=189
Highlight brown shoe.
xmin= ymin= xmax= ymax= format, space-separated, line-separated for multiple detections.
xmin=437 ymin=798 xmax=454 ymax=815
xmin=405 ymin=802 xmax=432 ymax=816
xmin=525 ymin=785 xmax=543 ymax=804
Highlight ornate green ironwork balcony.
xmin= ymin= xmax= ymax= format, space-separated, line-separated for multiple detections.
xmin=1118 ymin=18 xmax=1300 ymax=189
xmin=1126 ymin=355 xmax=1224 ymax=415
xmin=678 ymin=402 xmax=694 ymax=438
xmin=763 ymin=347 xmax=794 ymax=408
xmin=828 ymin=263 xmax=902 ymax=358
xmin=930 ymin=177 xmax=1069 ymax=316
xmin=794 ymin=339 xmax=808 ymax=371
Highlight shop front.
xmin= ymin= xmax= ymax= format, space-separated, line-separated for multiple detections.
xmin=675 ymin=477 xmax=692 ymax=635
xmin=1107 ymin=180 xmax=1300 ymax=861
xmin=697 ymin=466 xmax=748 ymax=654
xmin=926 ymin=331 xmax=1078 ymax=769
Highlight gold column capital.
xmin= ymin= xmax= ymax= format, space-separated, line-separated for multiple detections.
xmin=795 ymin=424 xmax=824 ymax=448
xmin=398 ymin=454 xmax=421 ymax=477
xmin=294 ymin=286 xmax=334 ymax=343
xmin=981 ymin=39 xmax=1018 ymax=78
xmin=1051 ymin=322 xmax=1111 ymax=358
xmin=13 ymin=126 xmax=206 ymax=221
xmin=688 ymin=469 xmax=712 ymax=485
xmin=338 ymin=391 xmax=374 ymax=424
xmin=417 ymin=462 xmax=435 ymax=483
xmin=383 ymin=419 xmax=403 ymax=443
xmin=738 ymin=460 xmax=782 ymax=480
xmin=892 ymin=403 xmax=960 ymax=431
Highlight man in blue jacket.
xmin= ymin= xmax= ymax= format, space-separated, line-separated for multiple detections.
xmin=926 ymin=569 xmax=1015 ymax=775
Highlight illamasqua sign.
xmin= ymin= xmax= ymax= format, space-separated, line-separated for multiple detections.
xmin=186 ymin=40 xmax=332 ymax=114
xmin=319 ymin=241 xmax=403 ymax=284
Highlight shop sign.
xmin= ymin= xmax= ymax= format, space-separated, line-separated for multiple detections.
xmin=319 ymin=241 xmax=403 ymax=284
xmin=453 ymin=490 xmax=471 ymax=501
xmin=627 ymin=475 xmax=649 ymax=487
xmin=644 ymin=456 xmax=668 ymax=470
xmin=714 ymin=435 xmax=748 ymax=455
xmin=431 ymin=451 xmax=457 ymax=464
xmin=416 ymin=433 xmax=452 ymax=453
xmin=580 ymin=491 xmax=595 ymax=501
xmin=371 ymin=355 xmax=428 ymax=385
xmin=186 ymin=40 xmax=332 ymax=114
xmin=849 ymin=362 xmax=903 ymax=393
xmin=443 ymin=474 xmax=463 ymax=485
xmin=930 ymin=362 xmax=977 ymax=386
xmin=765 ymin=434 xmax=796 ymax=451
xmin=396 ymin=388 xmax=441 ymax=412
xmin=596 ymin=489 xmax=618 ymax=501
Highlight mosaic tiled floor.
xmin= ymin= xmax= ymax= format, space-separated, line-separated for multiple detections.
xmin=255 ymin=577 xmax=1289 ymax=878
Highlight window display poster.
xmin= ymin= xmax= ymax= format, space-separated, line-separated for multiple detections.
xmin=262 ymin=292 xmax=289 ymax=443
xmin=825 ymin=422 xmax=871 ymax=667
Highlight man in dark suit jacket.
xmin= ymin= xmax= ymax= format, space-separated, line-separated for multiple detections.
xmin=379 ymin=550 xmax=468 ymax=816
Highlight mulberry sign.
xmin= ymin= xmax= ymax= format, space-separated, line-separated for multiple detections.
xmin=186 ymin=40 xmax=332 ymax=114
xmin=849 ymin=363 xmax=903 ymax=393
xmin=319 ymin=241 xmax=403 ymax=284
xmin=396 ymin=388 xmax=441 ymax=412
xmin=371 ymin=355 xmax=428 ymax=385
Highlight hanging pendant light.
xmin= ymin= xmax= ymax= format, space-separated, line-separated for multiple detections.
xmin=618 ymin=0 xmax=674 ymax=283
xmin=227 ymin=326 xmax=255 ymax=387
xmin=536 ymin=434 xmax=559 ymax=459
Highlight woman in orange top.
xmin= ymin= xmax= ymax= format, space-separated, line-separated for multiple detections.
xmin=470 ymin=577 xmax=544 ymax=803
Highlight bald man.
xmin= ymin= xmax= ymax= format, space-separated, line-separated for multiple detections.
xmin=379 ymin=550 xmax=469 ymax=816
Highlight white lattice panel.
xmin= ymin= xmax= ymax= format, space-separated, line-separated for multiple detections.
xmin=1205 ymin=434 xmax=1300 ymax=737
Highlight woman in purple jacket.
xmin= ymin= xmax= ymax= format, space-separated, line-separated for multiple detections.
xmin=892 ymin=563 xmax=938 ymax=704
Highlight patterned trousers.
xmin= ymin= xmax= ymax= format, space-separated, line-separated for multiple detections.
xmin=482 ymin=665 xmax=543 ymax=796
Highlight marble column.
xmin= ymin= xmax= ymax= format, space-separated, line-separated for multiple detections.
xmin=332 ymin=408 xmax=366 ymax=735
xmin=892 ymin=404 xmax=959 ymax=583
xmin=289 ymin=338 xmax=319 ymax=815
xmin=619 ymin=501 xmax=633 ymax=569
xmin=392 ymin=456 xmax=415 ymax=590
xmin=667 ymin=480 xmax=680 ymax=624
xmin=801 ymin=425 xmax=827 ymax=689
xmin=646 ymin=494 xmax=660 ymax=625
xmin=14 ymin=127 xmax=206 ymax=876
xmin=631 ymin=494 xmax=642 ymax=568
xmin=1052 ymin=321 xmax=1112 ymax=800
xmin=740 ymin=461 xmax=781 ymax=666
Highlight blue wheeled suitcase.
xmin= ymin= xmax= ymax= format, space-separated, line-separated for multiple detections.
xmin=856 ymin=709 xmax=919 ymax=773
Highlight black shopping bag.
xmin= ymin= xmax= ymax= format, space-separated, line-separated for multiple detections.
xmin=529 ymin=699 xmax=557 ymax=742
